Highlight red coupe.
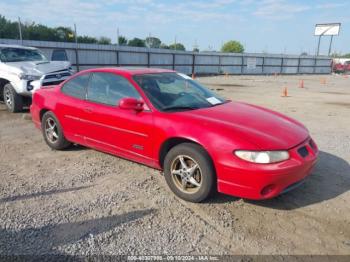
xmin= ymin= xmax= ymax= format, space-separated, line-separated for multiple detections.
xmin=31 ymin=68 xmax=318 ymax=202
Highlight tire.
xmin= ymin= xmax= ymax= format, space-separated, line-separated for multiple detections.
xmin=3 ymin=83 xmax=23 ymax=113
xmin=164 ymin=143 xmax=215 ymax=203
xmin=41 ymin=111 xmax=71 ymax=150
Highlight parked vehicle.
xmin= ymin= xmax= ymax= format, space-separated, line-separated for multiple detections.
xmin=333 ymin=59 xmax=350 ymax=73
xmin=30 ymin=68 xmax=318 ymax=202
xmin=0 ymin=44 xmax=73 ymax=112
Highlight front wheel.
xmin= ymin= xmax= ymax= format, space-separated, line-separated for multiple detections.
xmin=164 ymin=143 xmax=215 ymax=203
xmin=41 ymin=111 xmax=71 ymax=150
xmin=3 ymin=83 xmax=23 ymax=113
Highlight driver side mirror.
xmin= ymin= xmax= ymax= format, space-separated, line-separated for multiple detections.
xmin=119 ymin=97 xmax=144 ymax=111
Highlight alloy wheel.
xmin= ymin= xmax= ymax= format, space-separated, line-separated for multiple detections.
xmin=4 ymin=88 xmax=13 ymax=109
xmin=45 ymin=117 xmax=59 ymax=143
xmin=170 ymin=155 xmax=202 ymax=194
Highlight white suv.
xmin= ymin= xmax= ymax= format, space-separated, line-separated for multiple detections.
xmin=0 ymin=44 xmax=73 ymax=112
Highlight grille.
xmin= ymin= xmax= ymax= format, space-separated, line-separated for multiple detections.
xmin=42 ymin=70 xmax=71 ymax=85
xmin=42 ymin=80 xmax=65 ymax=86
xmin=44 ymin=72 xmax=71 ymax=80
xmin=297 ymin=146 xmax=309 ymax=158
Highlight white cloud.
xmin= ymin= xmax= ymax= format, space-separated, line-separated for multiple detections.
xmin=316 ymin=3 xmax=347 ymax=9
xmin=253 ymin=0 xmax=310 ymax=20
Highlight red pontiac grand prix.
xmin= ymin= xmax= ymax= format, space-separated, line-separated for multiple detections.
xmin=30 ymin=68 xmax=318 ymax=202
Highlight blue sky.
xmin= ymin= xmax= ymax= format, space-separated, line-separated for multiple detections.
xmin=1 ymin=0 xmax=349 ymax=55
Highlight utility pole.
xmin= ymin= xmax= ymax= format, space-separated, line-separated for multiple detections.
xmin=74 ymin=23 xmax=80 ymax=72
xmin=148 ymin=32 xmax=151 ymax=48
xmin=18 ymin=17 xmax=23 ymax=45
xmin=193 ymin=39 xmax=199 ymax=52
xmin=117 ymin=27 xmax=120 ymax=45
xmin=174 ymin=36 xmax=177 ymax=51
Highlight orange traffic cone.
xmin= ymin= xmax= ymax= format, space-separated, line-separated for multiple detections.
xmin=320 ymin=78 xmax=326 ymax=84
xmin=299 ymin=79 xmax=304 ymax=88
xmin=281 ymin=87 xmax=288 ymax=97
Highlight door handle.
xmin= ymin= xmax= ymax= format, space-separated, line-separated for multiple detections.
xmin=84 ymin=108 xmax=93 ymax=113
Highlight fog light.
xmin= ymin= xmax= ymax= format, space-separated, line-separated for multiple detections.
xmin=261 ymin=184 xmax=276 ymax=196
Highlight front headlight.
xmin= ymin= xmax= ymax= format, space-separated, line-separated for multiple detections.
xmin=234 ymin=150 xmax=290 ymax=164
xmin=19 ymin=73 xmax=41 ymax=81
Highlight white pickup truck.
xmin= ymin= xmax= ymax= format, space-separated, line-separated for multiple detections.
xmin=0 ymin=44 xmax=73 ymax=112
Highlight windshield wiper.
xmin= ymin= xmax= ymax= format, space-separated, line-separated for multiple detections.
xmin=162 ymin=106 xmax=200 ymax=111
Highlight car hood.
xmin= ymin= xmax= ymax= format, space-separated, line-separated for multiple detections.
xmin=6 ymin=61 xmax=71 ymax=76
xmin=182 ymin=101 xmax=309 ymax=150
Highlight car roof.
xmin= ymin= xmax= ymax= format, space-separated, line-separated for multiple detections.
xmin=0 ymin=44 xmax=37 ymax=50
xmin=81 ymin=67 xmax=175 ymax=76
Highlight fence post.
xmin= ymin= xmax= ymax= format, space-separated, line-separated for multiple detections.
xmin=172 ymin=54 xmax=175 ymax=70
xmin=297 ymin=57 xmax=300 ymax=74
xmin=313 ymin=57 xmax=317 ymax=74
xmin=147 ymin=52 xmax=150 ymax=68
xmin=262 ymin=56 xmax=265 ymax=75
xmin=116 ymin=50 xmax=119 ymax=67
xmin=192 ymin=54 xmax=195 ymax=76
xmin=280 ymin=57 xmax=283 ymax=74
xmin=75 ymin=48 xmax=80 ymax=72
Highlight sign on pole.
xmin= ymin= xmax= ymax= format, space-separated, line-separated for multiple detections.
xmin=314 ymin=23 xmax=341 ymax=36
xmin=314 ymin=23 xmax=341 ymax=56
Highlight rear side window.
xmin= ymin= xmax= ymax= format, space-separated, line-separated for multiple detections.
xmin=51 ymin=49 xmax=68 ymax=61
xmin=87 ymin=72 xmax=141 ymax=106
xmin=61 ymin=74 xmax=90 ymax=99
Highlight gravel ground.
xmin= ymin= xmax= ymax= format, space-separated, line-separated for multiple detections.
xmin=0 ymin=74 xmax=349 ymax=256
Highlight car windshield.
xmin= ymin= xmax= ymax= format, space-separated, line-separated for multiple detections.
xmin=133 ymin=72 xmax=227 ymax=112
xmin=0 ymin=47 xmax=48 ymax=62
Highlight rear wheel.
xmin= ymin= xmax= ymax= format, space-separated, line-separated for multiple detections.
xmin=164 ymin=143 xmax=215 ymax=202
xmin=3 ymin=83 xmax=23 ymax=113
xmin=41 ymin=111 xmax=71 ymax=150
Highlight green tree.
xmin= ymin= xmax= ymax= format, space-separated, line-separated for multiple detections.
xmin=0 ymin=15 xmax=19 ymax=39
xmin=145 ymin=37 xmax=161 ymax=48
xmin=22 ymin=22 xmax=58 ymax=42
xmin=98 ymin=37 xmax=111 ymax=45
xmin=128 ymin=38 xmax=146 ymax=47
xmin=343 ymin=53 xmax=350 ymax=58
xmin=221 ymin=40 xmax=244 ymax=53
xmin=77 ymin=35 xmax=98 ymax=44
xmin=118 ymin=36 xmax=128 ymax=45
xmin=54 ymin=26 xmax=74 ymax=42
xmin=193 ymin=47 xmax=199 ymax=52
xmin=160 ymin=43 xmax=170 ymax=49
xmin=169 ymin=43 xmax=186 ymax=51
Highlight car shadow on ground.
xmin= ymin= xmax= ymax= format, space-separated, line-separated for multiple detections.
xmin=0 ymin=208 xmax=155 ymax=255
xmin=0 ymin=185 xmax=93 ymax=204
xmin=64 ymin=144 xmax=88 ymax=152
xmin=245 ymin=151 xmax=350 ymax=210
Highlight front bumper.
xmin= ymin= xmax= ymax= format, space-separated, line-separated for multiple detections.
xmin=216 ymin=138 xmax=319 ymax=200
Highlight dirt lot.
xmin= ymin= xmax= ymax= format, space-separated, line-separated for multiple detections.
xmin=0 ymin=74 xmax=349 ymax=256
